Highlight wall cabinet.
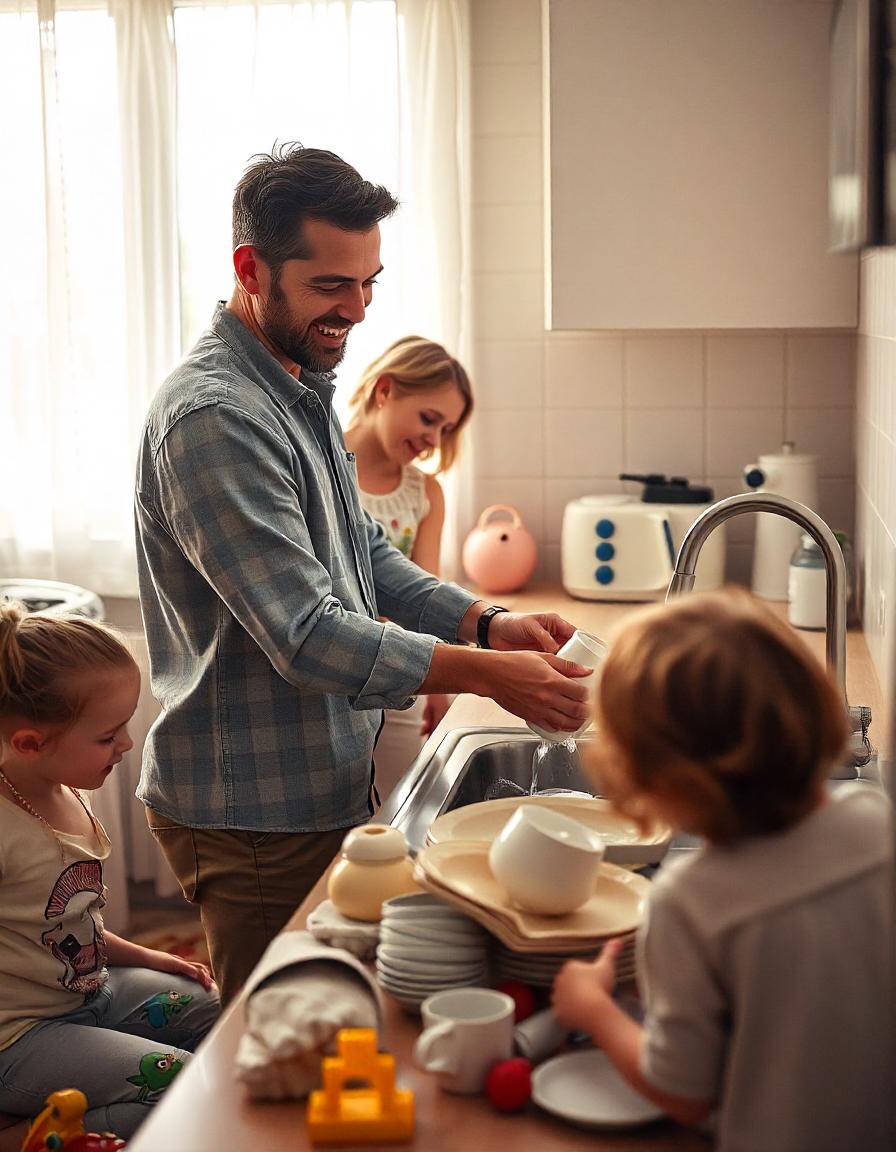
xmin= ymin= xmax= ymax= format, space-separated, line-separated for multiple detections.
xmin=546 ymin=0 xmax=859 ymax=330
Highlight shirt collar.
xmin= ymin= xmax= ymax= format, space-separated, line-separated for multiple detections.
xmin=211 ymin=302 xmax=337 ymax=412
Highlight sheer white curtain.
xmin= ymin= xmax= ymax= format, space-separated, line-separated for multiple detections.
xmin=1 ymin=0 xmax=472 ymax=591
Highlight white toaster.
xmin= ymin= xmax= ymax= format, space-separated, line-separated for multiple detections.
xmin=561 ymin=493 xmax=726 ymax=601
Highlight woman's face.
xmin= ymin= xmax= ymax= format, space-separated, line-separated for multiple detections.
xmin=373 ymin=378 xmax=467 ymax=466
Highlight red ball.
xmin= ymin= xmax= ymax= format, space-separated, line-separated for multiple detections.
xmin=485 ymin=1058 xmax=532 ymax=1113
xmin=497 ymin=979 xmax=536 ymax=1022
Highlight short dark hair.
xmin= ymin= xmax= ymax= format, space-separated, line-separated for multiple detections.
xmin=232 ymin=142 xmax=399 ymax=274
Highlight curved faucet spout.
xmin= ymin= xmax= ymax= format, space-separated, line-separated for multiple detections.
xmin=666 ymin=492 xmax=847 ymax=704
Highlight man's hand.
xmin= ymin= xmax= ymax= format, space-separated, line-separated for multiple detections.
xmin=485 ymin=650 xmax=592 ymax=734
xmin=486 ymin=611 xmax=576 ymax=654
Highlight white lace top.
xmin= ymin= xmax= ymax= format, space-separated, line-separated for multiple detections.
xmin=358 ymin=466 xmax=430 ymax=558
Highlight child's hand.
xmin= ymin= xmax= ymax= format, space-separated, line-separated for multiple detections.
xmin=144 ymin=947 xmax=217 ymax=992
xmin=421 ymin=693 xmax=452 ymax=736
xmin=551 ymin=938 xmax=624 ymax=1029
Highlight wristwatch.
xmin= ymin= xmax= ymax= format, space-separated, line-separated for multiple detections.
xmin=476 ymin=605 xmax=508 ymax=649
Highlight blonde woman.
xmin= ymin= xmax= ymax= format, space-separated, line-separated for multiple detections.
xmin=345 ymin=336 xmax=474 ymax=797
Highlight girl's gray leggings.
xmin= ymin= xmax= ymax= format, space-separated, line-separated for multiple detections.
xmin=0 ymin=965 xmax=220 ymax=1139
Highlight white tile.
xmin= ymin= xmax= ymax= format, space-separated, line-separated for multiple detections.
xmin=471 ymin=0 xmax=542 ymax=65
xmin=470 ymin=477 xmax=545 ymax=543
xmin=474 ymin=272 xmax=544 ymax=339
xmin=785 ymin=407 xmax=856 ymax=477
xmin=473 ymin=135 xmax=543 ymax=205
xmin=624 ymin=336 xmax=703 ymax=408
xmin=725 ymin=542 xmax=754 ymax=587
xmin=706 ymin=408 xmax=784 ymax=477
xmin=545 ymin=409 xmax=623 ymax=478
xmin=473 ymin=64 xmax=542 ymax=137
xmin=544 ymin=476 xmax=624 ymax=545
xmin=543 ymin=544 xmax=562 ymax=586
xmin=816 ymin=477 xmax=856 ymax=537
xmin=474 ymin=340 xmax=543 ymax=409
xmin=624 ymin=408 xmax=704 ymax=477
xmin=472 ymin=408 xmax=544 ymax=477
xmin=706 ymin=334 xmax=785 ymax=408
xmin=786 ymin=333 xmax=856 ymax=407
xmin=545 ymin=336 xmax=624 ymax=408
xmin=473 ymin=203 xmax=543 ymax=273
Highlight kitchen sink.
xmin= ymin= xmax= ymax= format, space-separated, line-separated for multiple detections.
xmin=377 ymin=727 xmax=599 ymax=853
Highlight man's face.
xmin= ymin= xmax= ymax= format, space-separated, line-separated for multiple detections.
xmin=259 ymin=218 xmax=383 ymax=374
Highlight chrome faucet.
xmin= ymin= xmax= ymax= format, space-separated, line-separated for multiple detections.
xmin=666 ymin=491 xmax=867 ymax=779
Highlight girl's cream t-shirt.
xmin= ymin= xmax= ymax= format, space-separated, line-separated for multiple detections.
xmin=358 ymin=466 xmax=430 ymax=558
xmin=0 ymin=791 xmax=111 ymax=1049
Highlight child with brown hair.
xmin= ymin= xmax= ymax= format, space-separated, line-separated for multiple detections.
xmin=345 ymin=335 xmax=474 ymax=795
xmin=0 ymin=603 xmax=219 ymax=1142
xmin=552 ymin=588 xmax=892 ymax=1152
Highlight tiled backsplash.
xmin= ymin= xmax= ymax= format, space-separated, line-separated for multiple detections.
xmin=467 ymin=0 xmax=857 ymax=588
xmin=856 ymin=250 xmax=896 ymax=702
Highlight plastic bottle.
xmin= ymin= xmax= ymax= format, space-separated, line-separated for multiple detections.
xmin=787 ymin=533 xmax=826 ymax=631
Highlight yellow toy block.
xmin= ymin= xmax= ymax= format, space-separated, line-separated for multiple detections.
xmin=307 ymin=1028 xmax=414 ymax=1146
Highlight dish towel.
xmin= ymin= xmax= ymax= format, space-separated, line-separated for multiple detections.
xmin=234 ymin=930 xmax=382 ymax=1101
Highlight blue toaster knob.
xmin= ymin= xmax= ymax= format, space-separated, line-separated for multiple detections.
xmin=595 ymin=542 xmax=615 ymax=561
xmin=595 ymin=565 xmax=614 ymax=585
xmin=595 ymin=518 xmax=615 ymax=539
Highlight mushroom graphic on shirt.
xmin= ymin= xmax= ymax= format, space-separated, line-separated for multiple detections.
xmin=41 ymin=859 xmax=108 ymax=993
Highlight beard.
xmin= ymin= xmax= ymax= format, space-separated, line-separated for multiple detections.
xmin=261 ymin=282 xmax=349 ymax=374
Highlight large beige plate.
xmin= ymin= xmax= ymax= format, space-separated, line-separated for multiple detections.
xmin=426 ymin=795 xmax=671 ymax=867
xmin=415 ymin=841 xmax=649 ymax=945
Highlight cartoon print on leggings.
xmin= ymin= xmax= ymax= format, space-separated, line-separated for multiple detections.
xmin=41 ymin=860 xmax=108 ymax=993
xmin=126 ymin=1052 xmax=183 ymax=1102
xmin=141 ymin=990 xmax=194 ymax=1028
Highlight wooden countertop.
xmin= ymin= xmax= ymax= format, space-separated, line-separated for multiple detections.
xmin=126 ymin=585 xmax=884 ymax=1152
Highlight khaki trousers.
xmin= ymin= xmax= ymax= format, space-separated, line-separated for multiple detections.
xmin=146 ymin=809 xmax=349 ymax=1006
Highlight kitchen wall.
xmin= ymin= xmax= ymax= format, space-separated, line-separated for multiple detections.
xmin=856 ymin=249 xmax=896 ymax=703
xmin=468 ymin=0 xmax=857 ymax=588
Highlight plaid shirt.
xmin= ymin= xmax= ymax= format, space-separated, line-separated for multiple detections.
xmin=134 ymin=304 xmax=476 ymax=831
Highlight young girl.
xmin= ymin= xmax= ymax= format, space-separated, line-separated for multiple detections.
xmin=0 ymin=603 xmax=220 ymax=1142
xmin=552 ymin=588 xmax=892 ymax=1152
xmin=345 ymin=336 xmax=474 ymax=796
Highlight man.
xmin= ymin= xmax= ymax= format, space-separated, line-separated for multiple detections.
xmin=135 ymin=144 xmax=589 ymax=1003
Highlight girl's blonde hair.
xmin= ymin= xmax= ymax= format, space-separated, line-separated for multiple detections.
xmin=589 ymin=587 xmax=848 ymax=845
xmin=0 ymin=601 xmax=137 ymax=730
xmin=347 ymin=336 xmax=474 ymax=473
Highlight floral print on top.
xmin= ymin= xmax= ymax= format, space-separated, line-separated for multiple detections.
xmin=357 ymin=466 xmax=430 ymax=557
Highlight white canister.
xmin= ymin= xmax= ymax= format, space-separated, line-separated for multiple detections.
xmin=745 ymin=442 xmax=819 ymax=601
xmin=787 ymin=534 xmax=827 ymax=631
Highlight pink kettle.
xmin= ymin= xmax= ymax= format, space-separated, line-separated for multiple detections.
xmin=462 ymin=504 xmax=538 ymax=594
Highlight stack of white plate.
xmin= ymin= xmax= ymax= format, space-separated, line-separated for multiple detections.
xmin=493 ymin=934 xmax=637 ymax=989
xmin=374 ymin=892 xmax=490 ymax=1011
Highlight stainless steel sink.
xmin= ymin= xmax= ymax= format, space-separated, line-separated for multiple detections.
xmin=377 ymin=727 xmax=599 ymax=853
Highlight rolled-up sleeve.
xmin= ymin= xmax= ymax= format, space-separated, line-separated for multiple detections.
xmin=153 ymin=402 xmax=434 ymax=709
xmin=363 ymin=511 xmax=479 ymax=639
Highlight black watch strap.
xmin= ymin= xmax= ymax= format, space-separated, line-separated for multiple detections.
xmin=477 ymin=605 xmax=508 ymax=649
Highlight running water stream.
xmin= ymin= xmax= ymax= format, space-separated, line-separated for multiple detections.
xmin=484 ymin=737 xmax=590 ymax=801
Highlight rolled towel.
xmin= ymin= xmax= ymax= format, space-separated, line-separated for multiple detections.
xmin=234 ymin=931 xmax=382 ymax=1101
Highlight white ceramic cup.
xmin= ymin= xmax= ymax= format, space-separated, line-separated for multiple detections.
xmin=413 ymin=988 xmax=515 ymax=1094
xmin=528 ymin=629 xmax=607 ymax=742
xmin=488 ymin=804 xmax=605 ymax=915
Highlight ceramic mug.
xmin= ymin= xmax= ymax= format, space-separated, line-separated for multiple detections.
xmin=528 ymin=629 xmax=607 ymax=742
xmin=488 ymin=804 xmax=605 ymax=915
xmin=413 ymin=988 xmax=515 ymax=1094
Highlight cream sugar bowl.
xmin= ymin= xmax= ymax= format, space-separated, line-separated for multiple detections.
xmin=327 ymin=825 xmax=419 ymax=922
xmin=488 ymin=805 xmax=606 ymax=916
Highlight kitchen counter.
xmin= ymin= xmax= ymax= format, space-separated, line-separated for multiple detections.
xmin=126 ymin=585 xmax=885 ymax=1152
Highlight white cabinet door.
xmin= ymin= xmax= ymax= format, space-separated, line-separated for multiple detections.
xmin=546 ymin=0 xmax=858 ymax=329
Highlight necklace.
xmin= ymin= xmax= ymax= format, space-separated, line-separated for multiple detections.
xmin=0 ymin=766 xmax=99 ymax=865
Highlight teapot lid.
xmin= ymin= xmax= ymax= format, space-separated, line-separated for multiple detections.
xmin=341 ymin=824 xmax=409 ymax=862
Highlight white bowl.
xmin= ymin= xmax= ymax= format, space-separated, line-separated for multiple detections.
xmin=488 ymin=805 xmax=605 ymax=915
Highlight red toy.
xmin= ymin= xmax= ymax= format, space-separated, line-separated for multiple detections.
xmin=484 ymin=1058 xmax=532 ymax=1113
xmin=496 ymin=980 xmax=536 ymax=1023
